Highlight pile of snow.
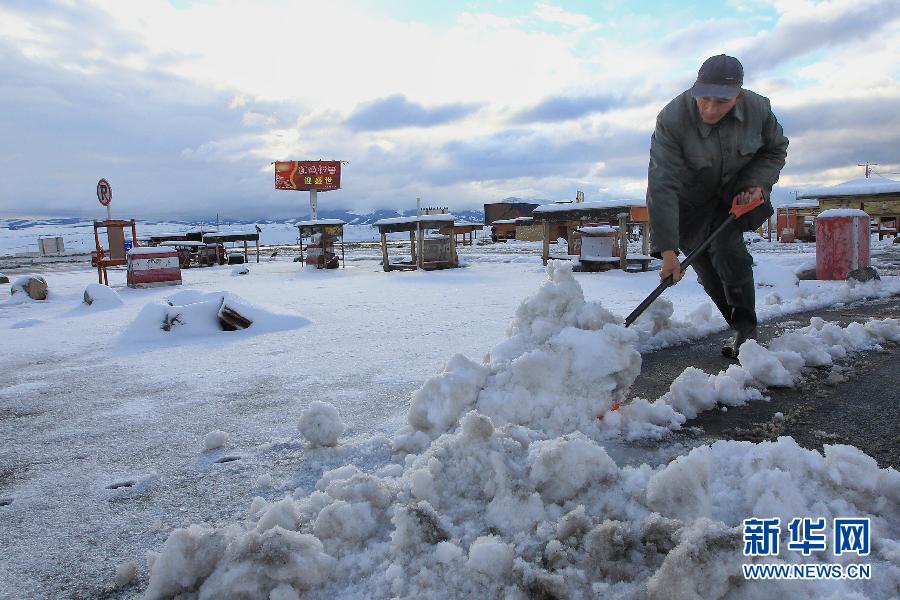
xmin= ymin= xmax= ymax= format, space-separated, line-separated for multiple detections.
xmin=298 ymin=401 xmax=346 ymax=447
xmin=120 ymin=290 xmax=310 ymax=346
xmin=203 ymin=430 xmax=229 ymax=451
xmin=143 ymin=263 xmax=900 ymax=599
xmin=5 ymin=274 xmax=48 ymax=303
xmin=145 ymin=428 xmax=900 ymax=599
xmin=608 ymin=316 xmax=900 ymax=440
xmin=395 ymin=261 xmax=639 ymax=450
xmin=82 ymin=283 xmax=124 ymax=307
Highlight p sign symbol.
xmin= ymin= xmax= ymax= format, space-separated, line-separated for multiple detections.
xmin=97 ymin=179 xmax=112 ymax=207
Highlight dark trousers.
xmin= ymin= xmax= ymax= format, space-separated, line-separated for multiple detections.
xmin=682 ymin=216 xmax=757 ymax=331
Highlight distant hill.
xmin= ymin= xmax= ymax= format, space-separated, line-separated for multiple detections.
xmin=0 ymin=208 xmax=488 ymax=230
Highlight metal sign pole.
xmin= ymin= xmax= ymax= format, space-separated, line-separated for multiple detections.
xmin=310 ymin=189 xmax=318 ymax=221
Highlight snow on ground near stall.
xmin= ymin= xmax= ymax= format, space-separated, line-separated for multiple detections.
xmin=0 ymin=221 xmax=485 ymax=256
xmin=143 ymin=262 xmax=900 ymax=599
xmin=0 ymin=241 xmax=899 ymax=598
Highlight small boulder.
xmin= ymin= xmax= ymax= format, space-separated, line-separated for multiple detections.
xmin=795 ymin=267 xmax=817 ymax=281
xmin=11 ymin=275 xmax=48 ymax=300
xmin=0 ymin=273 xmax=9 ymax=284
xmin=847 ymin=266 xmax=879 ymax=282
xmin=83 ymin=283 xmax=124 ymax=306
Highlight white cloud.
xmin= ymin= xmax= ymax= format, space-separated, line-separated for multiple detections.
xmin=0 ymin=0 xmax=898 ymax=218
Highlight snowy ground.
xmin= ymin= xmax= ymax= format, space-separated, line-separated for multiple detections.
xmin=0 ymin=220 xmax=462 ymax=258
xmin=0 ymin=235 xmax=899 ymax=599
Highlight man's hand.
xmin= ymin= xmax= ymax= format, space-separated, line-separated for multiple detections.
xmin=733 ymin=186 xmax=763 ymax=206
xmin=660 ymin=250 xmax=682 ymax=283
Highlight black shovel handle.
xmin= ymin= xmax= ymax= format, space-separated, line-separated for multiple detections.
xmin=624 ymin=213 xmax=737 ymax=327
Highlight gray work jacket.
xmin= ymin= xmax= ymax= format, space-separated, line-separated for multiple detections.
xmin=646 ymin=89 xmax=789 ymax=255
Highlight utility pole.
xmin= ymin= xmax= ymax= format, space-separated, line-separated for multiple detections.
xmin=858 ymin=162 xmax=878 ymax=178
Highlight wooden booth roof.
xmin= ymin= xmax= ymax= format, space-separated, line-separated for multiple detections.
xmin=373 ymin=214 xmax=456 ymax=233
xmin=202 ymin=232 xmax=260 ymax=243
xmin=533 ymin=199 xmax=647 ymax=222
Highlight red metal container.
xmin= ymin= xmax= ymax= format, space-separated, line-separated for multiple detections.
xmin=815 ymin=209 xmax=869 ymax=280
xmin=127 ymin=248 xmax=183 ymax=288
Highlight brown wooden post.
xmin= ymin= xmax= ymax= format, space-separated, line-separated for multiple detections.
xmin=450 ymin=224 xmax=458 ymax=267
xmin=417 ymin=222 xmax=424 ymax=269
xmin=618 ymin=214 xmax=628 ymax=270
xmin=409 ymin=229 xmax=416 ymax=264
xmin=767 ymin=215 xmax=772 ymax=242
xmin=641 ymin=222 xmax=650 ymax=256
xmin=380 ymin=231 xmax=390 ymax=272
xmin=542 ymin=220 xmax=550 ymax=265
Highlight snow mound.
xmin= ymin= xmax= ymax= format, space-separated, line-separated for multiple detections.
xmin=144 ymin=267 xmax=900 ymax=599
xmin=604 ymin=314 xmax=900 ymax=440
xmin=399 ymin=261 xmax=640 ymax=446
xmin=203 ymin=430 xmax=229 ymax=451
xmin=120 ymin=290 xmax=310 ymax=346
xmin=83 ymin=283 xmax=124 ymax=307
xmin=146 ymin=424 xmax=900 ymax=599
xmin=299 ymin=401 xmax=346 ymax=447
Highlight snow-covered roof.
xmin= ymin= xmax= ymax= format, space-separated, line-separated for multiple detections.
xmin=533 ymin=199 xmax=646 ymax=213
xmin=491 ymin=219 xmax=518 ymax=225
xmin=777 ymin=201 xmax=819 ymax=209
xmin=797 ymin=177 xmax=900 ymax=199
xmin=373 ymin=214 xmax=456 ymax=226
xmin=157 ymin=240 xmax=206 ymax=247
xmin=577 ymin=225 xmax=617 ymax=234
xmin=128 ymin=246 xmax=176 ymax=255
xmin=296 ymin=219 xmax=346 ymax=227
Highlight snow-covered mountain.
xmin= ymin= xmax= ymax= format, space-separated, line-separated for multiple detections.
xmin=0 ymin=208 xmax=487 ymax=231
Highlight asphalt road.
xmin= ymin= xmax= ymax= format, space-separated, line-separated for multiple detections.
xmin=629 ymin=293 xmax=900 ymax=469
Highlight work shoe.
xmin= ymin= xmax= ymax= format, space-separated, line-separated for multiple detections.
xmin=721 ymin=325 xmax=757 ymax=359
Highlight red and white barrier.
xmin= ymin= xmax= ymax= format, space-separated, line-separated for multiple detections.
xmin=127 ymin=247 xmax=182 ymax=288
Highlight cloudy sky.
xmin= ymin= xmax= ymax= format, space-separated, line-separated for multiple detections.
xmin=2 ymin=0 xmax=899 ymax=220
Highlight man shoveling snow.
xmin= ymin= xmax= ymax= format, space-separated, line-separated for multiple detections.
xmin=646 ymin=54 xmax=789 ymax=358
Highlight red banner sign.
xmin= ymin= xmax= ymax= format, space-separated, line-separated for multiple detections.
xmin=275 ymin=161 xmax=341 ymax=191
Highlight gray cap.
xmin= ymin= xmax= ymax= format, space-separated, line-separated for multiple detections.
xmin=691 ymin=54 xmax=743 ymax=99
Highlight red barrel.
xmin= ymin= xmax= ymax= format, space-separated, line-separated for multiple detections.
xmin=815 ymin=209 xmax=870 ymax=280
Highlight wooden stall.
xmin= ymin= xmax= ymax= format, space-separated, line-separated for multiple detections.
xmin=532 ymin=200 xmax=652 ymax=271
xmin=202 ymin=231 xmax=261 ymax=264
xmin=297 ymin=219 xmax=345 ymax=269
xmin=438 ymin=222 xmax=483 ymax=246
xmin=490 ymin=219 xmax=518 ymax=241
xmin=373 ymin=214 xmax=458 ymax=272
xmin=157 ymin=240 xmax=218 ymax=268
xmin=798 ymin=177 xmax=900 ymax=241
xmin=92 ymin=219 xmax=138 ymax=285
xmin=514 ymin=217 xmax=544 ymax=241
xmin=773 ymin=201 xmax=819 ymax=242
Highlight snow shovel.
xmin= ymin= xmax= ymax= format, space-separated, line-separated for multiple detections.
xmin=623 ymin=195 xmax=764 ymax=328
xmin=599 ymin=196 xmax=765 ymax=419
